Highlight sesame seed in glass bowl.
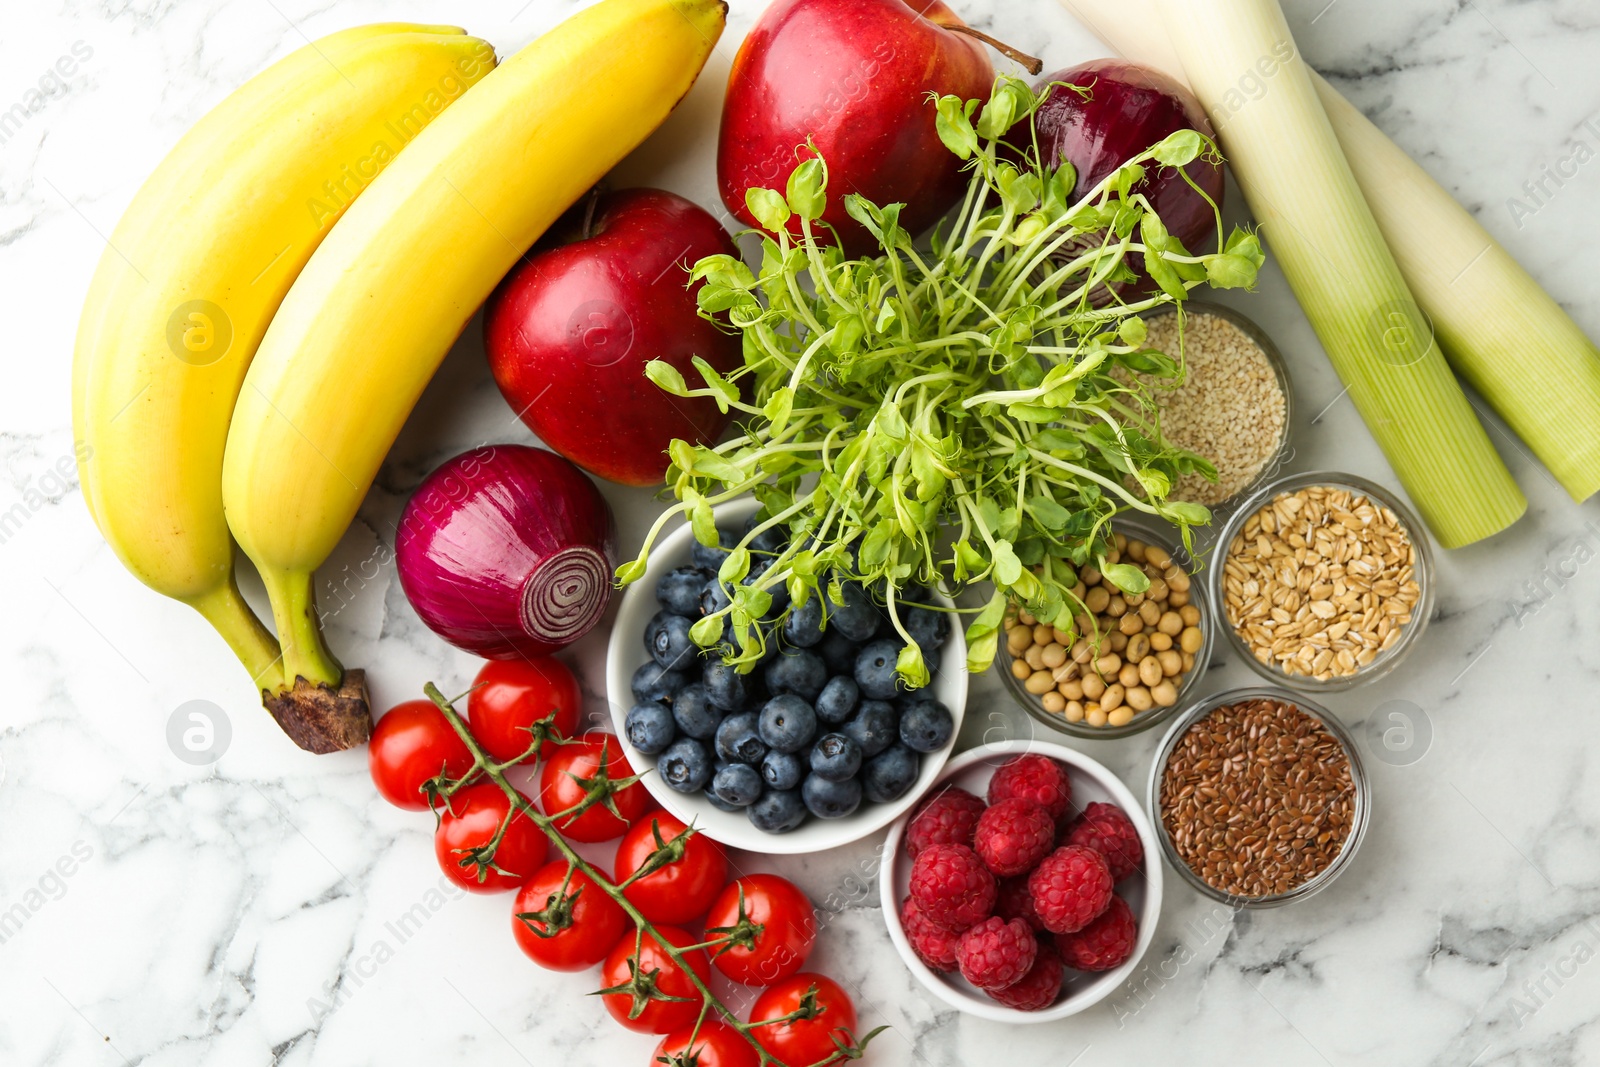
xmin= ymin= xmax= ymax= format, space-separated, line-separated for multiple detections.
xmin=1121 ymin=301 xmax=1293 ymax=514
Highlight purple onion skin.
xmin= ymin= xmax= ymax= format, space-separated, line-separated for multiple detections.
xmin=396 ymin=444 xmax=618 ymax=660
xmin=1026 ymin=60 xmax=1224 ymax=287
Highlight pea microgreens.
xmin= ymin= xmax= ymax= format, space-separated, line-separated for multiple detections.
xmin=620 ymin=74 xmax=1263 ymax=682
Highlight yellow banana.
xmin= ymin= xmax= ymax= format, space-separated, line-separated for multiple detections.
xmin=222 ymin=0 xmax=726 ymax=701
xmin=73 ymin=24 xmax=495 ymax=752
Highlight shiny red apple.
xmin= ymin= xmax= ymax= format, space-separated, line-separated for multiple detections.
xmin=718 ymin=0 xmax=995 ymax=257
xmin=485 ymin=188 xmax=741 ymax=487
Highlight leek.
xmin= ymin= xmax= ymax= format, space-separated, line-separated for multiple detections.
xmin=1061 ymin=0 xmax=1600 ymax=504
xmin=1143 ymin=0 xmax=1525 ymax=547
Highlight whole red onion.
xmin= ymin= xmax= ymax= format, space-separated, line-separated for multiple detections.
xmin=1027 ymin=60 xmax=1224 ymax=293
xmin=396 ymin=445 xmax=617 ymax=660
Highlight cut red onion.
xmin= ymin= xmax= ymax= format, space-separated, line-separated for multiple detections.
xmin=396 ymin=444 xmax=617 ymax=659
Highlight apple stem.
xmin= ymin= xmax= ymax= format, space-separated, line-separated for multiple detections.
xmin=580 ymin=184 xmax=603 ymax=240
xmin=948 ymin=25 xmax=1043 ymax=75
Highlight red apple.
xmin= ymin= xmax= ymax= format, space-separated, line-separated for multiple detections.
xmin=718 ymin=0 xmax=994 ymax=257
xmin=485 ymin=188 xmax=741 ymax=487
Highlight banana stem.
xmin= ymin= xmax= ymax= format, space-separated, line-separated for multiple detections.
xmin=259 ymin=567 xmax=342 ymax=689
xmin=186 ymin=577 xmax=284 ymax=692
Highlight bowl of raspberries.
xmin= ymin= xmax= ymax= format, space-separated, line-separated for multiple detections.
xmin=606 ymin=497 xmax=967 ymax=854
xmin=879 ymin=740 xmax=1160 ymax=1020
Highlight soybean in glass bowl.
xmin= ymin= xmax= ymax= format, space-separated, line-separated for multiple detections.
xmin=1208 ymin=470 xmax=1434 ymax=693
xmin=1147 ymin=685 xmax=1370 ymax=908
xmin=999 ymin=513 xmax=1213 ymax=740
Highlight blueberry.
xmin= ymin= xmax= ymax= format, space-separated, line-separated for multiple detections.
xmin=828 ymin=582 xmax=882 ymax=642
xmin=742 ymin=512 xmax=789 ymax=554
xmin=759 ymin=694 xmax=817 ymax=754
xmin=862 ymin=743 xmax=920 ymax=803
xmin=748 ymin=788 xmax=807 ymax=834
xmin=632 ymin=661 xmax=688 ymax=704
xmin=902 ymin=604 xmax=950 ymax=652
xmin=809 ymin=732 xmax=863 ymax=782
xmin=691 ymin=526 xmax=740 ymax=572
xmin=814 ymin=676 xmax=860 ymax=725
xmin=657 ymin=566 xmax=710 ymax=617
xmin=710 ymin=761 xmax=763 ymax=807
xmin=802 ymin=773 xmax=862 ymax=819
xmin=658 ymin=737 xmax=712 ymax=793
xmin=705 ymin=786 xmax=745 ymax=813
xmin=855 ymin=638 xmax=905 ymax=700
xmin=649 ymin=612 xmax=698 ymax=671
xmin=625 ymin=702 xmax=676 ymax=755
xmin=899 ymin=698 xmax=954 ymax=753
xmin=715 ymin=711 xmax=767 ymax=765
xmin=841 ymin=699 xmax=898 ymax=757
xmin=761 ymin=749 xmax=804 ymax=791
xmin=700 ymin=578 xmax=733 ymax=619
xmin=783 ymin=595 xmax=826 ymax=648
xmin=671 ymin=682 xmax=721 ymax=740
xmin=703 ymin=658 xmax=749 ymax=711
xmin=765 ymin=648 xmax=828 ymax=702
xmin=816 ymin=630 xmax=859 ymax=676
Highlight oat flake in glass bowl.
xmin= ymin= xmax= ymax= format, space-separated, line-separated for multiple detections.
xmin=1210 ymin=471 xmax=1434 ymax=692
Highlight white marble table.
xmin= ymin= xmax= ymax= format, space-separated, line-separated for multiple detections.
xmin=5 ymin=1 xmax=1600 ymax=1063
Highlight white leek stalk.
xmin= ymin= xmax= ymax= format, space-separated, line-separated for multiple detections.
xmin=1061 ymin=0 xmax=1600 ymax=504
xmin=1144 ymin=0 xmax=1526 ymax=547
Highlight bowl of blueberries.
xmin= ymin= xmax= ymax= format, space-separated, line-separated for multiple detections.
xmin=606 ymin=497 xmax=967 ymax=854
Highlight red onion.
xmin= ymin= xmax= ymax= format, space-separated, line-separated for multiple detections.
xmin=1025 ymin=60 xmax=1224 ymax=295
xmin=396 ymin=445 xmax=617 ymax=659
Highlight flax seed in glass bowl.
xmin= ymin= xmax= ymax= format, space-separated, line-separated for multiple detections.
xmin=1147 ymin=686 xmax=1370 ymax=908
xmin=1209 ymin=471 xmax=1434 ymax=693
xmin=1121 ymin=301 xmax=1293 ymax=514
xmin=1000 ymin=514 xmax=1212 ymax=739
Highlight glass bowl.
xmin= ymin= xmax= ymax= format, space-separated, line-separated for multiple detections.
xmin=1147 ymin=685 xmax=1371 ymax=909
xmin=1137 ymin=300 xmax=1295 ymax=518
xmin=1209 ymin=470 xmax=1434 ymax=693
xmin=1000 ymin=513 xmax=1214 ymax=740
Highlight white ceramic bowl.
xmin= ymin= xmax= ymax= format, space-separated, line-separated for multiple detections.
xmin=878 ymin=739 xmax=1163 ymax=1023
xmin=606 ymin=497 xmax=968 ymax=855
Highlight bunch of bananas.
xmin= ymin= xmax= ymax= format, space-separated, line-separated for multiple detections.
xmin=72 ymin=0 xmax=727 ymax=752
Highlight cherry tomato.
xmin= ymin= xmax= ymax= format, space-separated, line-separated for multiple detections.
xmin=538 ymin=733 xmax=651 ymax=842
xmin=705 ymin=874 xmax=817 ymax=986
xmin=652 ymin=1020 xmax=760 ymax=1067
xmin=368 ymin=699 xmax=474 ymax=810
xmin=750 ymin=974 xmax=859 ymax=1067
xmin=512 ymin=860 xmax=629 ymax=972
xmin=613 ymin=810 xmax=728 ymax=925
xmin=467 ymin=657 xmax=581 ymax=764
xmin=434 ymin=782 xmax=547 ymax=892
xmin=600 ymin=925 xmax=711 ymax=1034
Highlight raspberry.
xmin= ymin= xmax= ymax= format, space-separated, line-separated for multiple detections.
xmin=1028 ymin=845 xmax=1112 ymax=934
xmin=956 ymin=916 xmax=1036 ymax=991
xmin=993 ymin=875 xmax=1044 ymax=932
xmin=900 ymin=896 xmax=960 ymax=973
xmin=905 ymin=787 xmax=986 ymax=857
xmin=973 ymin=798 xmax=1055 ymax=877
xmin=1062 ymin=802 xmax=1144 ymax=882
xmin=1056 ymin=893 xmax=1137 ymax=972
xmin=988 ymin=941 xmax=1064 ymax=1011
xmin=908 ymin=843 xmax=996 ymax=931
xmin=987 ymin=754 xmax=1072 ymax=823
